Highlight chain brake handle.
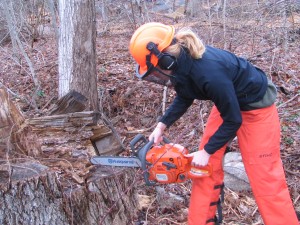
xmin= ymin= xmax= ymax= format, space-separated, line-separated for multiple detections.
xmin=129 ymin=134 xmax=148 ymax=155
xmin=129 ymin=134 xmax=170 ymax=186
xmin=129 ymin=134 xmax=170 ymax=155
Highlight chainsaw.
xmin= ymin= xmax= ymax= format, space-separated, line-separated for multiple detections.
xmin=90 ymin=134 xmax=212 ymax=186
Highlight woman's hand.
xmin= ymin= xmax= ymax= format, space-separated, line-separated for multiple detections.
xmin=185 ymin=149 xmax=211 ymax=167
xmin=149 ymin=122 xmax=166 ymax=145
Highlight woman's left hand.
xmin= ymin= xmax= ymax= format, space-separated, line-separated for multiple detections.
xmin=185 ymin=149 xmax=211 ymax=167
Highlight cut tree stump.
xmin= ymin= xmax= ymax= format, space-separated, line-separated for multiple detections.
xmin=0 ymin=160 xmax=138 ymax=225
xmin=0 ymin=161 xmax=138 ymax=225
xmin=0 ymin=88 xmax=139 ymax=225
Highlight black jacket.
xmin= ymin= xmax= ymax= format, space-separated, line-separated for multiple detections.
xmin=159 ymin=46 xmax=268 ymax=154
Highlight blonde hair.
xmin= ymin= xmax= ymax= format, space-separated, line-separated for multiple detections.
xmin=165 ymin=27 xmax=206 ymax=59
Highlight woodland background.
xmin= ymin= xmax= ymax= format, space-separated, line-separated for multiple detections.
xmin=0 ymin=0 xmax=299 ymax=224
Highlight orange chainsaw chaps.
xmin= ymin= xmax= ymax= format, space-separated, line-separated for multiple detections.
xmin=189 ymin=107 xmax=226 ymax=225
xmin=237 ymin=104 xmax=299 ymax=225
xmin=188 ymin=105 xmax=299 ymax=225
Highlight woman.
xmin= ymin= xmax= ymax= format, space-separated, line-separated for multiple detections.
xmin=129 ymin=22 xmax=298 ymax=225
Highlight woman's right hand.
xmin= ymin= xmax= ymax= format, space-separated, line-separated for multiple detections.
xmin=149 ymin=122 xmax=166 ymax=145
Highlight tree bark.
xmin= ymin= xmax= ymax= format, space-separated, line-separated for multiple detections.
xmin=0 ymin=161 xmax=138 ymax=225
xmin=58 ymin=0 xmax=98 ymax=111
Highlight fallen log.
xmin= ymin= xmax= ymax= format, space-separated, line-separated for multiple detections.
xmin=27 ymin=110 xmax=122 ymax=157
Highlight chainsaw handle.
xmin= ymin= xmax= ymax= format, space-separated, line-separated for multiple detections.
xmin=130 ymin=134 xmax=148 ymax=155
xmin=162 ymin=136 xmax=171 ymax=144
xmin=130 ymin=134 xmax=170 ymax=155
xmin=137 ymin=139 xmax=156 ymax=186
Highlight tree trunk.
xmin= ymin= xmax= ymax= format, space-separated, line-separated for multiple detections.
xmin=58 ymin=0 xmax=98 ymax=111
xmin=0 ymin=88 xmax=139 ymax=225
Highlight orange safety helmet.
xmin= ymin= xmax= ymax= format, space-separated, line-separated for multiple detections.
xmin=129 ymin=22 xmax=175 ymax=77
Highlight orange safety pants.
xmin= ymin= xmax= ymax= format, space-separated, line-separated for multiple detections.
xmin=188 ymin=104 xmax=298 ymax=225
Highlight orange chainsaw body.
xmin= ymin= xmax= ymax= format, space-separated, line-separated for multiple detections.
xmin=146 ymin=143 xmax=212 ymax=184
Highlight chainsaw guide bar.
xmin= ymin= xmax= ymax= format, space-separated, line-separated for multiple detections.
xmin=90 ymin=156 xmax=141 ymax=167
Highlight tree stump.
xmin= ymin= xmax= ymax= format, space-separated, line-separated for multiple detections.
xmin=0 ymin=88 xmax=139 ymax=225
xmin=0 ymin=161 xmax=138 ymax=225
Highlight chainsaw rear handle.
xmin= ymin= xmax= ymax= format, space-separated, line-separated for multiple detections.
xmin=130 ymin=134 xmax=171 ymax=186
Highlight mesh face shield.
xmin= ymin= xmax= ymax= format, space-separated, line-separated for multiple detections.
xmin=135 ymin=52 xmax=177 ymax=86
xmin=135 ymin=65 xmax=176 ymax=87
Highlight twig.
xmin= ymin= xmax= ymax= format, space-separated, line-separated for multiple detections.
xmin=125 ymin=123 xmax=156 ymax=134
xmin=293 ymin=194 xmax=300 ymax=205
xmin=277 ymin=94 xmax=299 ymax=108
xmin=251 ymin=206 xmax=258 ymax=217
xmin=36 ymin=61 xmax=57 ymax=71
xmin=228 ymin=205 xmax=240 ymax=218
xmin=247 ymin=44 xmax=281 ymax=62
xmin=7 ymin=164 xmax=41 ymax=176
xmin=145 ymin=195 xmax=157 ymax=223
xmin=162 ymin=86 xmax=168 ymax=114
xmin=41 ymin=96 xmax=56 ymax=111
xmin=157 ymin=217 xmax=187 ymax=225
xmin=199 ymin=104 xmax=205 ymax=133
xmin=285 ymin=168 xmax=300 ymax=178
xmin=0 ymin=82 xmax=19 ymax=97
xmin=279 ymin=108 xmax=300 ymax=116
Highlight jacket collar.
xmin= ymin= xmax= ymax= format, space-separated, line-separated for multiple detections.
xmin=170 ymin=49 xmax=193 ymax=88
xmin=173 ymin=48 xmax=193 ymax=77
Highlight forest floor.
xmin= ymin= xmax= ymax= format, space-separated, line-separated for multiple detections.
xmin=0 ymin=1 xmax=299 ymax=224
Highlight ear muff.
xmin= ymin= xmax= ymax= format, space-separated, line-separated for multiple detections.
xmin=146 ymin=42 xmax=177 ymax=70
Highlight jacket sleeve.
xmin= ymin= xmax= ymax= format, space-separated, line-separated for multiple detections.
xmin=201 ymin=79 xmax=242 ymax=154
xmin=159 ymin=95 xmax=194 ymax=128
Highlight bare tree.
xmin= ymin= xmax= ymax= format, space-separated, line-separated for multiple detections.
xmin=58 ymin=0 xmax=99 ymax=111
xmin=46 ymin=0 xmax=59 ymax=42
xmin=1 ymin=0 xmax=39 ymax=88
xmin=222 ymin=0 xmax=227 ymax=49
